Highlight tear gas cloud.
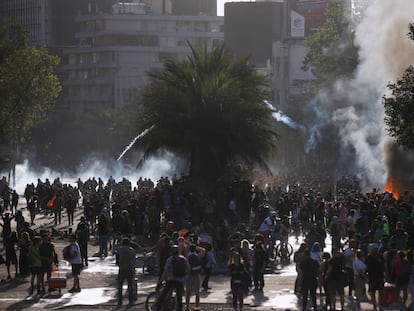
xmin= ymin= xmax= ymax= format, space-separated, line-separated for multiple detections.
xmin=315 ymin=0 xmax=414 ymax=190
xmin=5 ymin=152 xmax=184 ymax=195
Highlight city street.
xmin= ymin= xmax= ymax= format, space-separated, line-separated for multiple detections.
xmin=0 ymin=205 xmax=409 ymax=310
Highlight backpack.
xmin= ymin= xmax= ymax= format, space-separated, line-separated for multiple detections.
xmin=117 ymin=247 xmax=134 ymax=272
xmin=172 ymin=255 xmax=186 ymax=277
xmin=63 ymin=245 xmax=72 ymax=261
xmin=188 ymin=253 xmax=202 ymax=275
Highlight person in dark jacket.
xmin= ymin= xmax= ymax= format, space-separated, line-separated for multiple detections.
xmin=252 ymin=241 xmax=269 ymax=291
xmin=325 ymin=248 xmax=346 ymax=311
xmin=76 ymin=217 xmax=90 ymax=267
xmin=116 ymin=237 xmax=137 ymax=306
xmin=228 ymin=251 xmax=248 ymax=311
xmin=300 ymin=248 xmax=320 ymax=311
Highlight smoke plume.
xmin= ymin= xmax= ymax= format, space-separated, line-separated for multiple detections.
xmin=4 ymin=153 xmax=184 ymax=195
xmin=317 ymin=0 xmax=414 ymax=191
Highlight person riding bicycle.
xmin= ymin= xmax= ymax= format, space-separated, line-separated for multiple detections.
xmin=157 ymin=245 xmax=189 ymax=311
xmin=271 ymin=217 xmax=289 ymax=244
xmin=258 ymin=211 xmax=278 ymax=243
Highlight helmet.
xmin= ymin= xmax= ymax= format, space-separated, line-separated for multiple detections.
xmin=270 ymin=211 xmax=277 ymax=217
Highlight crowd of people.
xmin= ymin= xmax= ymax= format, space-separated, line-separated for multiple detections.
xmin=0 ymin=173 xmax=414 ymax=310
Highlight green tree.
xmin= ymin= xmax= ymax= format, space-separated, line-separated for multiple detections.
xmin=134 ymin=44 xmax=278 ymax=182
xmin=0 ymin=25 xmax=61 ymax=168
xmin=302 ymin=0 xmax=359 ymax=92
xmin=383 ymin=23 xmax=414 ymax=149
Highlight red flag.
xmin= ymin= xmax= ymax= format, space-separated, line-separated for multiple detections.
xmin=47 ymin=195 xmax=57 ymax=208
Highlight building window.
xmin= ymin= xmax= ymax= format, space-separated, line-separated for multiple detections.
xmin=69 ymin=54 xmax=76 ymax=65
xmin=176 ymin=21 xmax=193 ymax=32
xmin=195 ymin=21 xmax=207 ymax=32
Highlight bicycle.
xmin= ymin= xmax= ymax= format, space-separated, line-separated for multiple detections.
xmin=275 ymin=240 xmax=293 ymax=265
xmin=145 ymin=283 xmax=177 ymax=311
xmin=142 ymin=251 xmax=159 ymax=276
xmin=265 ymin=234 xmax=278 ymax=261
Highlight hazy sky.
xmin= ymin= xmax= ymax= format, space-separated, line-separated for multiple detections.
xmin=217 ymin=0 xmax=243 ymax=16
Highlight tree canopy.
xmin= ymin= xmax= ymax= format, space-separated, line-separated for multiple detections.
xmin=383 ymin=23 xmax=414 ymax=149
xmin=133 ymin=43 xmax=278 ymax=181
xmin=0 ymin=24 xmax=61 ymax=161
xmin=302 ymin=0 xmax=359 ymax=92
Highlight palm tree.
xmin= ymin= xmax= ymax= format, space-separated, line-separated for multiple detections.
xmin=134 ymin=43 xmax=278 ymax=183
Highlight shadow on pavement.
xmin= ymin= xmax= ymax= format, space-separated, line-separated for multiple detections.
xmin=249 ymin=290 xmax=270 ymax=306
xmin=4 ymin=295 xmax=42 ymax=311
xmin=0 ymin=279 xmax=27 ymax=292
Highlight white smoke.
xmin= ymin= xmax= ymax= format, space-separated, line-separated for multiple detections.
xmin=116 ymin=125 xmax=155 ymax=161
xmin=264 ymin=100 xmax=306 ymax=131
xmin=4 ymin=152 xmax=184 ymax=196
xmin=320 ymin=0 xmax=414 ymax=189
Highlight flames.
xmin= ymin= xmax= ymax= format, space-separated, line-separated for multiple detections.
xmin=384 ymin=176 xmax=400 ymax=199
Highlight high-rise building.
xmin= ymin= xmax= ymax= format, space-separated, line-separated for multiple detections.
xmin=224 ymin=0 xmax=337 ymax=108
xmin=0 ymin=0 xmax=78 ymax=48
xmin=61 ymin=0 xmax=223 ymax=113
xmin=0 ymin=0 xmax=222 ymax=113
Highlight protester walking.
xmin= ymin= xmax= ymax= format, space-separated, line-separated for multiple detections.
xmin=116 ymin=237 xmax=137 ymax=306
xmin=366 ymin=245 xmax=385 ymax=311
xmin=4 ymin=231 xmax=18 ymax=279
xmin=228 ymin=251 xmax=248 ymax=311
xmin=325 ymin=248 xmax=346 ymax=311
xmin=201 ymin=243 xmax=216 ymax=290
xmin=75 ymin=217 xmax=90 ymax=268
xmin=353 ymin=249 xmax=367 ymax=311
xmin=185 ymin=244 xmax=204 ymax=310
xmin=300 ymin=248 xmax=319 ymax=311
xmin=39 ymin=232 xmax=56 ymax=293
xmin=157 ymin=245 xmax=189 ymax=311
xmin=65 ymin=234 xmax=82 ymax=293
xmin=252 ymin=240 xmax=268 ymax=291
xmin=18 ymin=231 xmax=31 ymax=280
xmin=28 ymin=236 xmax=42 ymax=295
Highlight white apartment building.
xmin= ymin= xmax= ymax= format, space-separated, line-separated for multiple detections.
xmin=62 ymin=1 xmax=223 ymax=113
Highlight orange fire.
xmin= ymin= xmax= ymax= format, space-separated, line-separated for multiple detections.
xmin=384 ymin=176 xmax=400 ymax=199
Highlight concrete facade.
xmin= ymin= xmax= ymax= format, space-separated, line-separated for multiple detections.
xmin=223 ymin=0 xmax=341 ymax=108
xmin=0 ymin=0 xmax=222 ymax=113
xmin=0 ymin=0 xmax=78 ymax=48
xmin=61 ymin=0 xmax=223 ymax=112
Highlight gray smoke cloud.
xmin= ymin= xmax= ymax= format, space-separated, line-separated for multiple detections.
xmin=317 ymin=0 xmax=414 ymax=191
